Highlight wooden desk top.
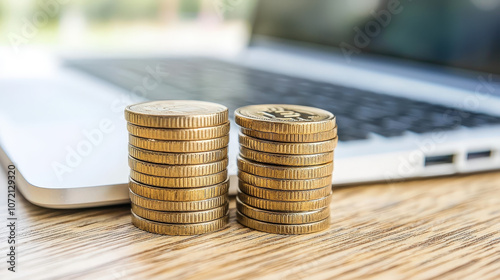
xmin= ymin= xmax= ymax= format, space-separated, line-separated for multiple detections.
xmin=1 ymin=172 xmax=499 ymax=280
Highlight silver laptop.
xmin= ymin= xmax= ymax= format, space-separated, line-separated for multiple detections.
xmin=1 ymin=0 xmax=500 ymax=208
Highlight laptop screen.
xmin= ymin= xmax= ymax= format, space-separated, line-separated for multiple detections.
xmin=252 ymin=0 xmax=500 ymax=75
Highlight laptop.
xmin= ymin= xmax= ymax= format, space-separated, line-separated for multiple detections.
xmin=1 ymin=0 xmax=500 ymax=208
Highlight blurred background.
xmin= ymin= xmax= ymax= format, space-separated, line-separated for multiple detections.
xmin=0 ymin=0 xmax=257 ymax=55
xmin=1 ymin=0 xmax=500 ymax=73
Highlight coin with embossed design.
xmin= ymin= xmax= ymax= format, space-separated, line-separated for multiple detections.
xmin=125 ymin=100 xmax=228 ymax=128
xmin=235 ymin=104 xmax=335 ymax=134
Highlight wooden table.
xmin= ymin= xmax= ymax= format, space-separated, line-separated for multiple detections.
xmin=1 ymin=171 xmax=499 ymax=280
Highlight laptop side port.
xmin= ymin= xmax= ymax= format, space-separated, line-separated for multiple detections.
xmin=424 ymin=154 xmax=455 ymax=167
xmin=466 ymin=150 xmax=492 ymax=160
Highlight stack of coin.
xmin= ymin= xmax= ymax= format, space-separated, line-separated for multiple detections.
xmin=235 ymin=105 xmax=337 ymax=234
xmin=125 ymin=100 xmax=230 ymax=235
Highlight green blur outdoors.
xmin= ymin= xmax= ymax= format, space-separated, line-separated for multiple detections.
xmin=0 ymin=0 xmax=256 ymax=53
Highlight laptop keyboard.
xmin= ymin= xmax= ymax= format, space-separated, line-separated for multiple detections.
xmin=68 ymin=58 xmax=500 ymax=142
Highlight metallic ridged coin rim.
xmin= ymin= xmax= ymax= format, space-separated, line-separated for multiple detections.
xmin=236 ymin=199 xmax=330 ymax=224
xmin=132 ymin=211 xmax=229 ymax=235
xmin=127 ymin=122 xmax=230 ymax=140
xmin=237 ymin=156 xmax=333 ymax=179
xmin=237 ymin=191 xmax=332 ymax=211
xmin=129 ymin=145 xmax=228 ymax=165
xmin=240 ymin=127 xmax=337 ymax=143
xmin=129 ymin=178 xmax=229 ymax=201
xmin=235 ymin=104 xmax=336 ymax=134
xmin=236 ymin=211 xmax=329 ymax=234
xmin=125 ymin=100 xmax=228 ymax=128
xmin=129 ymin=190 xmax=228 ymax=211
xmin=239 ymin=147 xmax=333 ymax=166
xmin=132 ymin=203 xmax=229 ymax=224
xmin=129 ymin=135 xmax=229 ymax=153
xmin=238 ymin=180 xmax=332 ymax=201
xmin=238 ymin=171 xmax=332 ymax=190
xmin=129 ymin=157 xmax=228 ymax=177
xmin=239 ymin=133 xmax=337 ymax=155
xmin=130 ymin=169 xmax=228 ymax=188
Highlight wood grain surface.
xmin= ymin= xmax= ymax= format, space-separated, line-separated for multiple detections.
xmin=1 ymin=171 xmax=499 ymax=280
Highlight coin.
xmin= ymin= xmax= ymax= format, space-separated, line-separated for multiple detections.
xmin=237 ymin=191 xmax=331 ymax=211
xmin=236 ymin=199 xmax=330 ymax=224
xmin=130 ymin=170 xmax=228 ymax=188
xmin=132 ymin=203 xmax=228 ymax=224
xmin=240 ymin=127 xmax=337 ymax=143
xmin=125 ymin=100 xmax=228 ymax=128
xmin=237 ymin=156 xmax=333 ymax=179
xmin=127 ymin=122 xmax=230 ymax=140
xmin=129 ymin=190 xmax=228 ymax=211
xmin=238 ymin=180 xmax=331 ymax=201
xmin=129 ymin=157 xmax=228 ymax=177
xmin=238 ymin=171 xmax=332 ymax=191
xmin=239 ymin=147 xmax=333 ymax=166
xmin=129 ymin=145 xmax=227 ymax=165
xmin=132 ymin=211 xmax=229 ymax=235
xmin=236 ymin=212 xmax=329 ymax=234
xmin=239 ymin=133 xmax=337 ymax=155
xmin=129 ymin=135 xmax=229 ymax=153
xmin=235 ymin=104 xmax=336 ymax=134
xmin=129 ymin=178 xmax=229 ymax=201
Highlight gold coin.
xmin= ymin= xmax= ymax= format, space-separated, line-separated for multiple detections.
xmin=237 ymin=191 xmax=331 ymax=211
xmin=129 ymin=145 xmax=227 ymax=165
xmin=240 ymin=127 xmax=337 ymax=143
xmin=237 ymin=199 xmax=330 ymax=224
xmin=238 ymin=171 xmax=332 ymax=190
xmin=129 ymin=157 xmax=228 ymax=177
xmin=127 ymin=122 xmax=230 ymax=140
xmin=239 ymin=133 xmax=337 ymax=155
xmin=239 ymin=147 xmax=333 ymax=166
xmin=132 ymin=211 xmax=229 ymax=235
xmin=129 ymin=178 xmax=229 ymax=201
xmin=235 ymin=104 xmax=335 ymax=134
xmin=237 ymin=156 xmax=333 ymax=179
xmin=238 ymin=180 xmax=331 ymax=201
xmin=129 ymin=190 xmax=228 ymax=211
xmin=236 ymin=212 xmax=329 ymax=234
xmin=125 ymin=100 xmax=228 ymax=128
xmin=130 ymin=170 xmax=227 ymax=188
xmin=132 ymin=203 xmax=228 ymax=224
xmin=129 ymin=135 xmax=229 ymax=153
